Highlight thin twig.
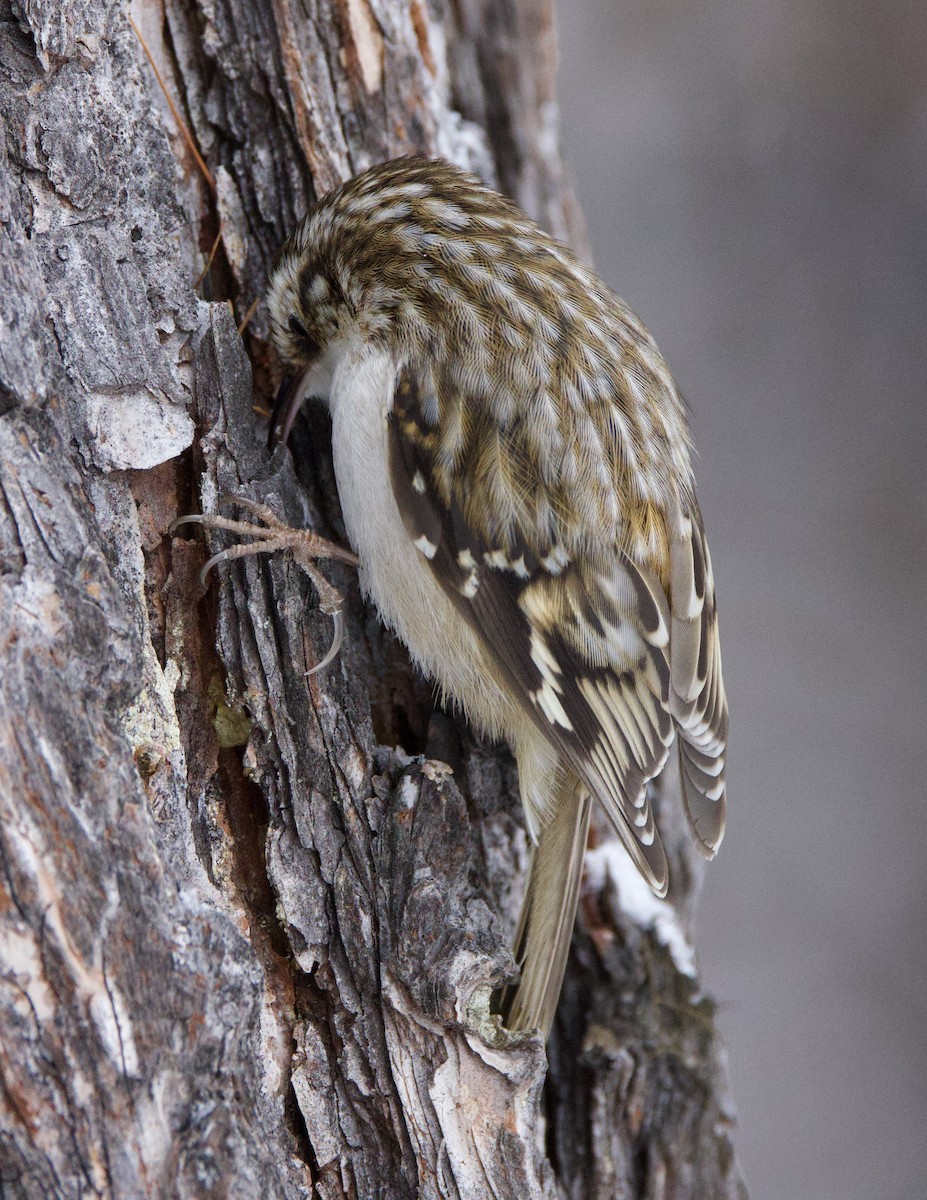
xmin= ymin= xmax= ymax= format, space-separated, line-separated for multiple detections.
xmin=129 ymin=15 xmax=216 ymax=193
xmin=238 ymin=295 xmax=261 ymax=334
xmin=194 ymin=224 xmax=225 ymax=290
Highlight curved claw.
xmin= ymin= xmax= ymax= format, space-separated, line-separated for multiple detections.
xmin=169 ymin=513 xmax=206 ymax=535
xmin=217 ymin=494 xmax=273 ymax=520
xmin=305 ymin=609 xmax=344 ymax=677
xmin=199 ymin=551 xmax=225 ymax=588
xmin=197 ymin=543 xmax=260 ymax=587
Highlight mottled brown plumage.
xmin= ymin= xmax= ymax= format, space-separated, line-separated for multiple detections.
xmin=257 ymin=157 xmax=728 ymax=1036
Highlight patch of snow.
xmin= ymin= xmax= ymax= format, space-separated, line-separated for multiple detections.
xmin=586 ymin=840 xmax=697 ymax=978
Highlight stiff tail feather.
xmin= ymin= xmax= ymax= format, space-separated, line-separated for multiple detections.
xmin=499 ymin=781 xmax=593 ymax=1037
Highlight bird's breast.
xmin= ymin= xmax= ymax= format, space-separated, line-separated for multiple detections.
xmin=327 ymin=347 xmax=517 ymax=742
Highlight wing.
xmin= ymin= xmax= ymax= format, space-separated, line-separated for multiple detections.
xmin=387 ymin=365 xmax=703 ymax=896
xmin=667 ymin=510 xmax=728 ymax=856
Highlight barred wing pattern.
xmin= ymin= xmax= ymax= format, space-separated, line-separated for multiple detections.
xmin=669 ymin=514 xmax=728 ymax=855
xmin=388 ymin=366 xmax=728 ymax=896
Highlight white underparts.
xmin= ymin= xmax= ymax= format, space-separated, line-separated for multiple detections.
xmin=330 ymin=350 xmax=504 ymax=730
xmin=327 ymin=345 xmax=556 ymax=834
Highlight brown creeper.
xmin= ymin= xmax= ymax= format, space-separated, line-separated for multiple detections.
xmin=235 ymin=157 xmax=727 ymax=1036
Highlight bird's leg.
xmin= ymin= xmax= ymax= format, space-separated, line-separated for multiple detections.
xmin=171 ymin=495 xmax=359 ymax=676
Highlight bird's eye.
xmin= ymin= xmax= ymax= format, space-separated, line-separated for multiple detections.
xmin=288 ymin=314 xmax=321 ymax=358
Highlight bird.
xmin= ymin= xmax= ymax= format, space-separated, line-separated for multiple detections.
xmin=191 ymin=156 xmax=728 ymax=1038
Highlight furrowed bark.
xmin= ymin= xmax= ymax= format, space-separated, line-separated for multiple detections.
xmin=0 ymin=1 xmax=746 ymax=1195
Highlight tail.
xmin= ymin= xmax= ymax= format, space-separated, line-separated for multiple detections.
xmin=499 ymin=781 xmax=593 ymax=1038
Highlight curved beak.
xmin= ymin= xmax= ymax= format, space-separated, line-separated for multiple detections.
xmin=269 ymin=370 xmax=312 ymax=450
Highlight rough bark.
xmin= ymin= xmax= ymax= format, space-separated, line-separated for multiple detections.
xmin=0 ymin=1 xmax=747 ymax=1196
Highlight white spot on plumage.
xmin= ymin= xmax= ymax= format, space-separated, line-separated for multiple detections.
xmin=459 ymin=573 xmax=479 ymax=599
xmin=414 ymin=534 xmax=437 ymax=559
xmin=416 ymin=231 xmax=447 ymax=251
xmin=422 ymin=199 xmax=469 ymax=228
xmin=529 ymin=629 xmax=562 ymax=680
xmin=531 ymin=681 xmax=574 ymax=730
xmin=369 ymin=201 xmax=413 ymax=223
xmin=440 ymin=237 xmax=472 ymax=262
xmin=541 ymin=545 xmax=569 ymax=574
xmin=388 ymin=181 xmax=431 ymax=199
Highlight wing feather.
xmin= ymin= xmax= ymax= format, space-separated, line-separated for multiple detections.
xmin=669 ymin=515 xmax=728 ymax=855
xmin=388 ymin=364 xmax=728 ymax=892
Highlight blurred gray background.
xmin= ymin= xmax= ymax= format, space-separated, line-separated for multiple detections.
xmin=555 ymin=2 xmax=927 ymax=1197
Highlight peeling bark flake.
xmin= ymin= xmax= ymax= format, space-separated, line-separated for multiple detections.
xmin=343 ymin=0 xmax=384 ymax=94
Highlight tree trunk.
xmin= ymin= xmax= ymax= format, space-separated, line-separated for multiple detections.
xmin=0 ymin=1 xmax=747 ymax=1196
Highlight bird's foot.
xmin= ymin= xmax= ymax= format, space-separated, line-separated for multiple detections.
xmin=171 ymin=495 xmax=359 ymax=675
